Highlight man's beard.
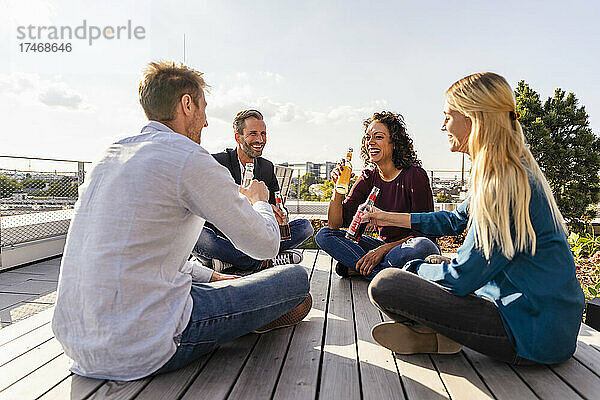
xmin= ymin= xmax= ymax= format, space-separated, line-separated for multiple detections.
xmin=241 ymin=139 xmax=263 ymax=158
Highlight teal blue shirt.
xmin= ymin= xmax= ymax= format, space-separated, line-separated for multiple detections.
xmin=408 ymin=178 xmax=584 ymax=364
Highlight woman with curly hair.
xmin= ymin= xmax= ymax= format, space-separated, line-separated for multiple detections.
xmin=365 ymin=73 xmax=584 ymax=364
xmin=315 ymin=111 xmax=440 ymax=280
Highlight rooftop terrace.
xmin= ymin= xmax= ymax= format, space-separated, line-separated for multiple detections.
xmin=1 ymin=250 xmax=600 ymax=399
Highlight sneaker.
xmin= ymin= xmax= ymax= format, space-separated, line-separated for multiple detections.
xmin=212 ymin=259 xmax=232 ymax=273
xmin=254 ymin=293 xmax=312 ymax=333
xmin=335 ymin=262 xmax=360 ymax=278
xmin=371 ymin=321 xmax=462 ymax=354
xmin=262 ymin=249 xmax=304 ymax=269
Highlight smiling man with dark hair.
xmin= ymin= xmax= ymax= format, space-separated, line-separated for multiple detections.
xmin=193 ymin=109 xmax=314 ymax=272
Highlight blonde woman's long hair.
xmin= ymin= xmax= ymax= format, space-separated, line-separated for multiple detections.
xmin=446 ymin=72 xmax=566 ymax=260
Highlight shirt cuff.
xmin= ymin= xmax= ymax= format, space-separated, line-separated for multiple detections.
xmin=402 ymin=259 xmax=426 ymax=273
xmin=187 ymin=259 xmax=213 ymax=283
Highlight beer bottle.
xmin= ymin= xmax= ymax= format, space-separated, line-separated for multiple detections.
xmin=335 ymin=147 xmax=353 ymax=194
xmin=345 ymin=186 xmax=380 ymax=242
xmin=242 ymin=162 xmax=254 ymax=188
xmin=274 ymin=191 xmax=291 ymax=241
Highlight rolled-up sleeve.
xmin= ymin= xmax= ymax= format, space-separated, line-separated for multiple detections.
xmin=404 ymin=226 xmax=510 ymax=296
xmin=411 ymin=199 xmax=470 ymax=237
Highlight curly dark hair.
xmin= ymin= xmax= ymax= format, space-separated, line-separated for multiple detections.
xmin=361 ymin=111 xmax=421 ymax=170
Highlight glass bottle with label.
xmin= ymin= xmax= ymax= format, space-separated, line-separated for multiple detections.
xmin=345 ymin=186 xmax=380 ymax=242
xmin=274 ymin=191 xmax=291 ymax=241
xmin=242 ymin=162 xmax=254 ymax=188
xmin=335 ymin=147 xmax=353 ymax=194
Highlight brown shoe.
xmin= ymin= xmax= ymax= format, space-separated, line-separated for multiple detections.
xmin=371 ymin=321 xmax=462 ymax=354
xmin=424 ymin=254 xmax=452 ymax=264
xmin=254 ymin=293 xmax=312 ymax=333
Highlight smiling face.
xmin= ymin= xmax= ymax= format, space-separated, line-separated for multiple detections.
xmin=363 ymin=121 xmax=394 ymax=166
xmin=442 ymin=101 xmax=471 ymax=153
xmin=236 ymin=117 xmax=267 ymax=159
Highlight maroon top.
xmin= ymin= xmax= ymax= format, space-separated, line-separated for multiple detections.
xmin=342 ymin=165 xmax=434 ymax=243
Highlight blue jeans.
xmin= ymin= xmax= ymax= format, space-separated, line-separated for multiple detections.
xmin=193 ymin=219 xmax=314 ymax=270
xmin=315 ymin=227 xmax=440 ymax=281
xmin=152 ymin=264 xmax=310 ymax=375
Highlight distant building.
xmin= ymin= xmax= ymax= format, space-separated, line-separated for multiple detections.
xmin=325 ymin=162 xmax=336 ymax=179
xmin=306 ymin=162 xmax=321 ymax=178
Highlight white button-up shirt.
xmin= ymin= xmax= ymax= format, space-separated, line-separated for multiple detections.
xmin=52 ymin=121 xmax=279 ymax=380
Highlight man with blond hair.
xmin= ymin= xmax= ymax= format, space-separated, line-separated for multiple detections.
xmin=52 ymin=61 xmax=311 ymax=381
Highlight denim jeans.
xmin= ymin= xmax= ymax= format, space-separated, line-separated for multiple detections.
xmin=369 ymin=268 xmax=535 ymax=365
xmin=314 ymin=227 xmax=440 ymax=280
xmin=193 ymin=219 xmax=314 ymax=270
xmin=152 ymin=264 xmax=310 ymax=375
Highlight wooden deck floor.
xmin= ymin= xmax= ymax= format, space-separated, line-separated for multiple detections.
xmin=1 ymin=249 xmax=600 ymax=399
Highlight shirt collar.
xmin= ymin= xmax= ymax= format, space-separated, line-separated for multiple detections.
xmin=141 ymin=121 xmax=176 ymax=134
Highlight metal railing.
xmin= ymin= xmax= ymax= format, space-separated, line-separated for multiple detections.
xmin=0 ymin=156 xmax=91 ymax=247
xmin=1 ymin=155 xmax=470 ymax=247
xmin=280 ymin=163 xmax=469 ymax=216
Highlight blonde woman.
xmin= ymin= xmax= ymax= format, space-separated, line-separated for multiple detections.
xmin=365 ymin=73 xmax=584 ymax=364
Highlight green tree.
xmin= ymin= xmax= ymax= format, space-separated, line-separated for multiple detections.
xmin=318 ymin=175 xmax=359 ymax=201
xmin=298 ymin=172 xmax=323 ymax=201
xmin=44 ymin=182 xmax=78 ymax=198
xmin=436 ymin=192 xmax=453 ymax=203
xmin=0 ymin=175 xmax=21 ymax=198
xmin=318 ymin=179 xmax=335 ymax=201
xmin=516 ymin=82 xmax=600 ymax=232
xmin=21 ymin=178 xmax=47 ymax=190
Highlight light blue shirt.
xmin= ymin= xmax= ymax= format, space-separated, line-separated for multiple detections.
xmin=52 ymin=121 xmax=279 ymax=380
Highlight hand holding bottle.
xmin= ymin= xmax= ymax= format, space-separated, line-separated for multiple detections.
xmin=239 ymin=180 xmax=269 ymax=204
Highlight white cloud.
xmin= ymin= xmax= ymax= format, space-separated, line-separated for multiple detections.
xmin=39 ymin=84 xmax=84 ymax=109
xmin=0 ymin=72 xmax=85 ymax=110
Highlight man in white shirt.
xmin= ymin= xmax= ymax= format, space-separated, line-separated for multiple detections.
xmin=52 ymin=61 xmax=311 ymax=381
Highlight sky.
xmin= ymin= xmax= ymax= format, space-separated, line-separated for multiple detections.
xmin=1 ymin=0 xmax=599 ymax=173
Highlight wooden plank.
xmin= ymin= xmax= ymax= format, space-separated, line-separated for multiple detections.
xmin=395 ymin=354 xmax=450 ymax=400
xmin=379 ymin=314 xmax=449 ymax=399
xmin=0 ymin=322 xmax=54 ymax=367
xmin=462 ymin=347 xmax=537 ymax=400
xmin=38 ymin=374 xmax=105 ymax=400
xmin=0 ymin=353 xmax=71 ymax=400
xmin=181 ymin=334 xmax=259 ymax=400
xmin=273 ymin=250 xmax=329 ymax=400
xmin=573 ymin=341 xmax=600 ymax=376
xmin=431 ymin=352 xmax=494 ymax=399
xmin=550 ymin=357 xmax=600 ymax=399
xmin=0 ymin=306 xmax=53 ymax=346
xmin=134 ymin=355 xmax=211 ymax=400
xmin=231 ymin=251 xmax=318 ymax=398
xmin=579 ymin=323 xmax=600 ymax=350
xmin=318 ymin=261 xmax=361 ymax=400
xmin=0 ymin=336 xmax=63 ymax=391
xmin=351 ymin=278 xmax=404 ymax=400
xmin=229 ymin=327 xmax=294 ymax=399
xmin=88 ymin=379 xmax=151 ymax=400
xmin=513 ymin=364 xmax=583 ymax=399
